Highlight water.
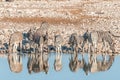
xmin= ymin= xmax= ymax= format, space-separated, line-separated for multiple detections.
xmin=0 ymin=53 xmax=120 ymax=80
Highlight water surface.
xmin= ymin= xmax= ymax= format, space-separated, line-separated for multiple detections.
xmin=0 ymin=53 xmax=120 ymax=80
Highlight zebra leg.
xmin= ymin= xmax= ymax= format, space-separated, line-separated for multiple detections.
xmin=20 ymin=41 xmax=23 ymax=53
xmin=41 ymin=44 xmax=43 ymax=53
xmin=58 ymin=46 xmax=60 ymax=54
xmin=81 ymin=41 xmax=85 ymax=52
xmin=60 ymin=45 xmax=62 ymax=54
xmin=88 ymin=43 xmax=92 ymax=53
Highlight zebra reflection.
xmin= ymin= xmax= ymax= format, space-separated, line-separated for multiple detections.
xmin=83 ymin=54 xmax=115 ymax=75
xmin=8 ymin=53 xmax=23 ymax=73
xmin=27 ymin=52 xmax=49 ymax=74
xmin=69 ymin=53 xmax=84 ymax=72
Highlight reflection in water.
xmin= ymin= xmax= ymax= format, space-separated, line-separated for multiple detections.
xmin=42 ymin=52 xmax=49 ymax=74
xmin=6 ymin=52 xmax=115 ymax=75
xmin=83 ymin=54 xmax=114 ymax=75
xmin=54 ymin=52 xmax=62 ymax=72
xmin=68 ymin=53 xmax=115 ymax=75
xmin=27 ymin=53 xmax=42 ymax=74
xmin=69 ymin=53 xmax=84 ymax=72
xmin=27 ymin=52 xmax=49 ymax=74
xmin=8 ymin=53 xmax=23 ymax=73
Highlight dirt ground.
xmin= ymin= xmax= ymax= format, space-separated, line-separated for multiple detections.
xmin=0 ymin=0 xmax=120 ymax=52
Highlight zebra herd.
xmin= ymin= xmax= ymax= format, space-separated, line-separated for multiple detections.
xmin=25 ymin=25 xmax=119 ymax=55
xmin=0 ymin=22 xmax=119 ymax=55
